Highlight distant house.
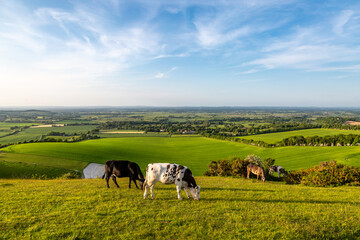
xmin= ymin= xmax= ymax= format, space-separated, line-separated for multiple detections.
xmin=182 ymin=130 xmax=196 ymax=134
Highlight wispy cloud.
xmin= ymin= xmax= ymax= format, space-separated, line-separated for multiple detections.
xmin=333 ymin=10 xmax=354 ymax=35
xmin=242 ymin=9 xmax=360 ymax=73
xmin=154 ymin=67 xmax=178 ymax=79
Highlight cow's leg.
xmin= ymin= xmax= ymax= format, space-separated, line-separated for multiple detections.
xmin=128 ymin=177 xmax=132 ymax=188
xmin=106 ymin=175 xmax=110 ymax=188
xmin=133 ymin=179 xmax=140 ymax=189
xmin=143 ymin=180 xmax=148 ymax=199
xmin=150 ymin=183 xmax=156 ymax=199
xmin=176 ymin=183 xmax=182 ymax=200
xmin=247 ymin=170 xmax=250 ymax=179
xmin=112 ymin=175 xmax=120 ymax=188
xmin=257 ymin=174 xmax=259 ymax=180
xmin=184 ymin=187 xmax=191 ymax=198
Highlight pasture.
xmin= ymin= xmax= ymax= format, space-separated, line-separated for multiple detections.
xmin=1 ymin=177 xmax=360 ymax=239
xmin=0 ymin=125 xmax=98 ymax=145
xmin=2 ymin=137 xmax=360 ymax=178
xmin=239 ymin=128 xmax=360 ymax=144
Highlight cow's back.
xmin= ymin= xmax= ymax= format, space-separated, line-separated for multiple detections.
xmin=146 ymin=163 xmax=177 ymax=184
xmin=105 ymin=160 xmax=132 ymax=177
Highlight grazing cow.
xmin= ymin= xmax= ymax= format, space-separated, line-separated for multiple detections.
xmin=143 ymin=163 xmax=200 ymax=200
xmin=103 ymin=160 xmax=145 ymax=189
xmin=269 ymin=165 xmax=287 ymax=177
xmin=247 ymin=164 xmax=265 ymax=182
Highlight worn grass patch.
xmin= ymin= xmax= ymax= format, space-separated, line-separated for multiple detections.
xmin=1 ymin=177 xmax=360 ymax=239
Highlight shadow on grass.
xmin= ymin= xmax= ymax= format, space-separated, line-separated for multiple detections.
xmin=151 ymin=187 xmax=276 ymax=192
xmin=0 ymin=183 xmax=14 ymax=187
xmin=201 ymin=187 xmax=276 ymax=192
xmin=200 ymin=197 xmax=360 ymax=205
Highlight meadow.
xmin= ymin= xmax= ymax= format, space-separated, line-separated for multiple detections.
xmin=2 ymin=136 xmax=360 ymax=178
xmin=1 ymin=177 xmax=360 ymax=239
xmin=0 ymin=125 xmax=98 ymax=145
xmin=238 ymin=128 xmax=360 ymax=144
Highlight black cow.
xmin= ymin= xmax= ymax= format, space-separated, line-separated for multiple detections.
xmin=103 ymin=160 xmax=145 ymax=189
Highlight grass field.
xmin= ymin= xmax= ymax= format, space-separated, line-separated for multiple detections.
xmin=1 ymin=177 xmax=360 ymax=239
xmin=0 ymin=160 xmax=80 ymax=179
xmin=239 ymin=128 xmax=360 ymax=144
xmin=2 ymin=137 xmax=360 ymax=177
xmin=0 ymin=125 xmax=98 ymax=145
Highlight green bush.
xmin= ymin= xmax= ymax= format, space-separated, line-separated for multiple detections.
xmin=245 ymin=154 xmax=263 ymax=167
xmin=203 ymin=159 xmax=232 ymax=176
xmin=231 ymin=158 xmax=251 ymax=177
xmin=204 ymin=157 xmax=255 ymax=178
xmin=284 ymin=160 xmax=360 ymax=187
xmin=59 ymin=172 xmax=82 ymax=179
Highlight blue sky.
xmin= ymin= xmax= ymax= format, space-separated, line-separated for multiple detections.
xmin=0 ymin=0 xmax=359 ymax=107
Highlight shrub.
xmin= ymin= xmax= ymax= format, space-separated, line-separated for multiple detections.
xmin=262 ymin=158 xmax=275 ymax=176
xmin=245 ymin=154 xmax=263 ymax=167
xmin=204 ymin=157 xmax=260 ymax=178
xmin=203 ymin=159 xmax=232 ymax=176
xmin=59 ymin=172 xmax=82 ymax=179
xmin=231 ymin=158 xmax=250 ymax=177
xmin=284 ymin=169 xmax=307 ymax=184
xmin=284 ymin=160 xmax=360 ymax=187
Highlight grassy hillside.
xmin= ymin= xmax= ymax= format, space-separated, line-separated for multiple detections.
xmin=239 ymin=128 xmax=360 ymax=144
xmin=1 ymin=177 xmax=360 ymax=239
xmin=0 ymin=160 xmax=80 ymax=179
xmin=2 ymin=137 xmax=360 ymax=176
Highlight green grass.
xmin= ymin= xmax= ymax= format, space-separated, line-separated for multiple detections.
xmin=0 ymin=160 xmax=79 ymax=179
xmin=2 ymin=137 xmax=360 ymax=177
xmin=239 ymin=128 xmax=360 ymax=144
xmin=0 ymin=125 xmax=98 ymax=145
xmin=1 ymin=177 xmax=360 ymax=239
xmin=0 ymin=152 xmax=87 ymax=171
xmin=98 ymin=132 xmax=171 ymax=138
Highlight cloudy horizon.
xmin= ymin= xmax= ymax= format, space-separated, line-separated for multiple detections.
xmin=1 ymin=0 xmax=360 ymax=107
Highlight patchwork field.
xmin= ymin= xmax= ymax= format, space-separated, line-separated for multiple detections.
xmin=0 ymin=125 xmax=98 ymax=145
xmin=239 ymin=128 xmax=360 ymax=144
xmin=1 ymin=177 xmax=360 ymax=239
xmin=2 ymin=136 xmax=360 ymax=178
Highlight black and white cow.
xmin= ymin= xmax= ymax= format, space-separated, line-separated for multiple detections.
xmin=269 ymin=165 xmax=287 ymax=177
xmin=143 ymin=163 xmax=200 ymax=200
xmin=103 ymin=160 xmax=145 ymax=189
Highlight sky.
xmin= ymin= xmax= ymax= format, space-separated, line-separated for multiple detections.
xmin=0 ymin=0 xmax=359 ymax=107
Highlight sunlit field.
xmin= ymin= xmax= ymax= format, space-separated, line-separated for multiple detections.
xmin=239 ymin=128 xmax=360 ymax=144
xmin=1 ymin=177 xmax=360 ymax=239
xmin=2 ymin=137 xmax=360 ymax=178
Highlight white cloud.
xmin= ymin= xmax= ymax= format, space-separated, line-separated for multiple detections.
xmin=333 ymin=10 xmax=354 ymax=35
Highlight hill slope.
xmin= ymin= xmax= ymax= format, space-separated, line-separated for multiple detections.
xmin=2 ymin=136 xmax=360 ymax=176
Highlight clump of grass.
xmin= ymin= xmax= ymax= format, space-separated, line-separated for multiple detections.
xmin=58 ymin=172 xmax=82 ymax=179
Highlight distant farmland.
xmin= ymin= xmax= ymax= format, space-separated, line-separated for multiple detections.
xmin=238 ymin=128 xmax=360 ymax=144
xmin=0 ymin=125 xmax=98 ymax=145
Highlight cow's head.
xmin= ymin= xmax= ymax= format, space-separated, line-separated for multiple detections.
xmin=269 ymin=166 xmax=276 ymax=174
xmin=138 ymin=179 xmax=145 ymax=190
xmin=189 ymin=185 xmax=201 ymax=200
